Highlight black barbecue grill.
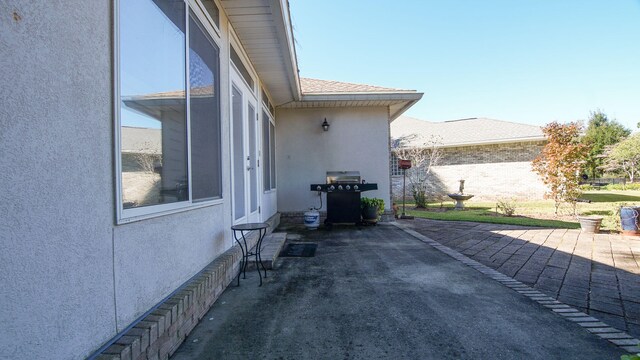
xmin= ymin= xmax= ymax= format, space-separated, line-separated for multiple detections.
xmin=310 ymin=171 xmax=378 ymax=225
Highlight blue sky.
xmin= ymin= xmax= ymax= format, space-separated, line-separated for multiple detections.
xmin=290 ymin=0 xmax=640 ymax=130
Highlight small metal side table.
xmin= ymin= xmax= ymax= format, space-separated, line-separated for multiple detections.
xmin=231 ymin=222 xmax=269 ymax=286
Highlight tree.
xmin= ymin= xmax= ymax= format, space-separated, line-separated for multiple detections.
xmin=601 ymin=133 xmax=640 ymax=183
xmin=580 ymin=110 xmax=630 ymax=179
xmin=532 ymin=122 xmax=590 ymax=215
xmin=392 ymin=134 xmax=443 ymax=208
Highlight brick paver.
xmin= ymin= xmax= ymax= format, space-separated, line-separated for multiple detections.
xmin=404 ymin=218 xmax=640 ymax=338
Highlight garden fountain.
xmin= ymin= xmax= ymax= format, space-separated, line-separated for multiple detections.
xmin=447 ymin=179 xmax=474 ymax=210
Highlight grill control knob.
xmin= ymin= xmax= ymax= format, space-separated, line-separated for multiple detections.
xmin=346 ymin=185 xmax=351 ymax=190
xmin=338 ymin=185 xmax=343 ymax=190
xmin=329 ymin=185 xmax=335 ymax=191
xmin=316 ymin=185 xmax=322 ymax=191
xmin=354 ymin=185 xmax=359 ymax=190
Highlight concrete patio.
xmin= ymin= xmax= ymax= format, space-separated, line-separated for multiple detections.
xmin=171 ymin=223 xmax=634 ymax=359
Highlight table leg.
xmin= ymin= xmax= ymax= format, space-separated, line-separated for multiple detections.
xmin=232 ymin=230 xmax=246 ymax=287
xmin=241 ymin=232 xmax=250 ymax=279
xmin=257 ymin=228 xmax=268 ymax=279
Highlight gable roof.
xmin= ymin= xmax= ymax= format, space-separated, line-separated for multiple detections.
xmin=279 ymin=78 xmax=423 ymax=120
xmin=300 ymin=78 xmax=412 ymax=94
xmin=391 ymin=116 xmax=545 ymax=148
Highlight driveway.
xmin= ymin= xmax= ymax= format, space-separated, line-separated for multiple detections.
xmin=171 ymin=223 xmax=628 ymax=359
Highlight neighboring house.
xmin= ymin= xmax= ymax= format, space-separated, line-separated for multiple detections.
xmin=390 ymin=116 xmax=547 ymax=201
xmin=0 ymin=1 xmax=421 ymax=359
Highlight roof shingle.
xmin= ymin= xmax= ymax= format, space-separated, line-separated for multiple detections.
xmin=391 ymin=116 xmax=545 ymax=147
xmin=300 ymin=77 xmax=415 ymax=94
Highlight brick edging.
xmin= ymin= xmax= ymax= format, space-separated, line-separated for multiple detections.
xmin=392 ymin=222 xmax=640 ymax=354
xmin=94 ymin=232 xmax=266 ymax=360
xmin=92 ymin=214 xmax=281 ymax=360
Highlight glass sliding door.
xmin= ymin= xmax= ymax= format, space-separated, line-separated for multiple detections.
xmin=230 ymin=68 xmax=260 ymax=224
xmin=231 ymin=85 xmax=245 ymax=222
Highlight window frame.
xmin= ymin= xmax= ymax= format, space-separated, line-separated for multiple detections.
xmin=194 ymin=0 xmax=221 ymax=37
xmin=113 ymin=0 xmax=224 ymax=224
xmin=261 ymin=105 xmax=277 ymax=193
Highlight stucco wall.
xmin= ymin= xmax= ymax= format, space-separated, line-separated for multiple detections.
xmin=392 ymin=141 xmax=547 ymax=202
xmin=276 ymin=107 xmax=392 ymax=213
xmin=0 ymin=2 xmax=116 ymax=358
xmin=0 ymin=2 xmax=242 ymax=359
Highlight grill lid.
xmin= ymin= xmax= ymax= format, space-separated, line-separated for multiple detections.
xmin=327 ymin=171 xmax=360 ymax=184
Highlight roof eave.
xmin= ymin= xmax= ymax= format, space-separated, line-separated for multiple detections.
xmin=270 ymin=0 xmax=301 ymax=102
xmin=278 ymin=92 xmax=423 ymax=120
xmin=389 ymin=96 xmax=422 ymax=121
xmin=221 ymin=0 xmax=301 ymax=105
xmin=300 ymin=92 xmax=423 ymax=103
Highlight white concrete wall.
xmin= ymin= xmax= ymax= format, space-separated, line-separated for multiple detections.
xmin=0 ymin=2 xmax=267 ymax=359
xmin=262 ymin=190 xmax=278 ymax=222
xmin=276 ymin=107 xmax=392 ymax=212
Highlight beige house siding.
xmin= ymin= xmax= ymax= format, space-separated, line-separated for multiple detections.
xmin=392 ymin=141 xmax=547 ymax=202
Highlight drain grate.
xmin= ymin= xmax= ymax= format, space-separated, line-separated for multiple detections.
xmin=279 ymin=243 xmax=317 ymax=257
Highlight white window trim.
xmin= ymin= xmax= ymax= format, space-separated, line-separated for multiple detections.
xmin=261 ymin=106 xmax=277 ymax=193
xmin=113 ymin=0 xmax=224 ymax=225
xmin=192 ymin=0 xmax=222 ymax=39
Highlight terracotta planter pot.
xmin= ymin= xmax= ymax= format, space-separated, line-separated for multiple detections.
xmin=577 ymin=216 xmax=603 ymax=234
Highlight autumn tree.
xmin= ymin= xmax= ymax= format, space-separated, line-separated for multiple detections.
xmin=392 ymin=134 xmax=443 ymax=208
xmin=532 ymin=122 xmax=590 ymax=215
xmin=601 ymin=133 xmax=640 ymax=183
xmin=580 ymin=110 xmax=630 ymax=179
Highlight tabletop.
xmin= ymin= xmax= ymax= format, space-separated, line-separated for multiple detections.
xmin=231 ymin=222 xmax=269 ymax=231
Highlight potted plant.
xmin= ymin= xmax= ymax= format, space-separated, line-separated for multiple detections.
xmin=361 ymin=197 xmax=385 ymax=224
xmin=576 ymin=215 xmax=604 ymax=233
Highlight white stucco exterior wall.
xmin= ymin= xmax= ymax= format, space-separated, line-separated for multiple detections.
xmin=276 ymin=107 xmax=392 ymax=213
xmin=0 ymin=2 xmax=255 ymax=359
xmin=0 ymin=2 xmax=116 ymax=359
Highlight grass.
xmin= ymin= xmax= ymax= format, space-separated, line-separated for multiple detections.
xmin=401 ymin=190 xmax=640 ymax=230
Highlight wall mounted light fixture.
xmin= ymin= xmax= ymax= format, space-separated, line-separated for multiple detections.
xmin=321 ymin=118 xmax=330 ymax=132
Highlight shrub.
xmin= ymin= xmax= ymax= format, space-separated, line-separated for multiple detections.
xmin=532 ymin=122 xmax=590 ymax=215
xmin=496 ymin=198 xmax=517 ymax=217
xmin=604 ymin=183 xmax=640 ymax=191
xmin=361 ymin=197 xmax=385 ymax=213
xmin=412 ymin=188 xmax=428 ymax=208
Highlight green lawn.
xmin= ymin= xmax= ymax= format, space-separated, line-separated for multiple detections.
xmin=401 ymin=190 xmax=640 ymax=230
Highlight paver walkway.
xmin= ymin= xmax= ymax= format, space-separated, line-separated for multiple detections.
xmin=172 ymin=224 xmax=627 ymax=359
xmin=404 ymin=218 xmax=640 ymax=338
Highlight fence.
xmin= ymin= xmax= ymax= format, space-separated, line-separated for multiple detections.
xmin=580 ymin=177 xmax=627 ymax=186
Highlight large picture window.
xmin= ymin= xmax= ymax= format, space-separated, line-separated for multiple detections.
xmin=117 ymin=0 xmax=221 ymax=221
